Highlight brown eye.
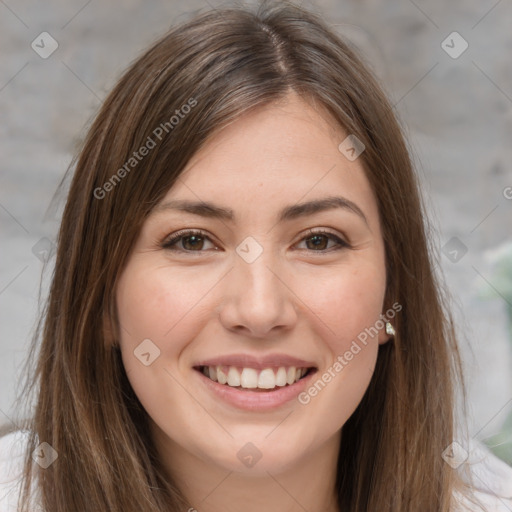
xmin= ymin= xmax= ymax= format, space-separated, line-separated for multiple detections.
xmin=162 ymin=230 xmax=216 ymax=252
xmin=305 ymin=234 xmax=329 ymax=250
xmin=181 ymin=234 xmax=205 ymax=250
xmin=297 ymin=230 xmax=350 ymax=252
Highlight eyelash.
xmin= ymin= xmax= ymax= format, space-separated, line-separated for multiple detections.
xmin=161 ymin=228 xmax=350 ymax=253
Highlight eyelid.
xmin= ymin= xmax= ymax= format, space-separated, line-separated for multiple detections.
xmin=294 ymin=228 xmax=351 ymax=250
xmin=161 ymin=227 xmax=350 ymax=252
xmin=161 ymin=229 xmax=217 ymax=251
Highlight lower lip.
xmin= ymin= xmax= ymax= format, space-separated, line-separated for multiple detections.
xmin=195 ymin=369 xmax=316 ymax=411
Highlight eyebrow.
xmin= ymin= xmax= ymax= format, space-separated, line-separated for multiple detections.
xmin=152 ymin=196 xmax=369 ymax=226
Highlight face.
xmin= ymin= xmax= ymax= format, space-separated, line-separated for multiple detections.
xmin=115 ymin=92 xmax=391 ymax=478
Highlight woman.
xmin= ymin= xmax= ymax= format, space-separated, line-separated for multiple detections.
xmin=1 ymin=1 xmax=511 ymax=510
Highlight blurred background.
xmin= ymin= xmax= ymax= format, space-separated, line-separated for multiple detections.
xmin=1 ymin=0 xmax=511 ymax=463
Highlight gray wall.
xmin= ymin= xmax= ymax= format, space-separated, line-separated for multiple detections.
xmin=1 ymin=0 xmax=511 ymax=452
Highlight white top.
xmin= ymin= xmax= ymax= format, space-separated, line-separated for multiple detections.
xmin=1 ymin=430 xmax=511 ymax=510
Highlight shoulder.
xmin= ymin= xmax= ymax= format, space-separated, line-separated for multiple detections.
xmin=453 ymin=438 xmax=512 ymax=511
xmin=0 ymin=430 xmax=38 ymax=512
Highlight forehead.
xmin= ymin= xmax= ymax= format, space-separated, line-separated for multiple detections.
xmin=158 ymin=93 xmax=380 ymax=228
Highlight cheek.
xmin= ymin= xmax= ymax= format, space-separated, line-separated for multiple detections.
xmin=114 ymin=262 xmax=215 ymax=403
xmin=293 ymin=261 xmax=386 ymax=431
xmin=115 ymin=262 xmax=216 ymax=429
xmin=305 ymin=260 xmax=386 ymax=349
xmin=292 ymin=267 xmax=385 ymax=438
xmin=116 ymin=261 xmax=218 ymax=343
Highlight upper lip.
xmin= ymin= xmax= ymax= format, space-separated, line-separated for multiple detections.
xmin=194 ymin=353 xmax=318 ymax=371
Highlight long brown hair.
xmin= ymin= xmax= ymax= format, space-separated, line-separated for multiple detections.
xmin=14 ymin=1 xmax=472 ymax=510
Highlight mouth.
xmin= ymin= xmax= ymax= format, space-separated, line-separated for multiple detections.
xmin=193 ymin=365 xmax=317 ymax=392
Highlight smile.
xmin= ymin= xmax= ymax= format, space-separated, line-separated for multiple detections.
xmin=196 ymin=365 xmax=313 ymax=391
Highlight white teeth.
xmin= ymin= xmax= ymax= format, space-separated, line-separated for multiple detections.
xmin=227 ymin=367 xmax=241 ymax=387
xmin=240 ymin=368 xmax=258 ymax=388
xmin=258 ymin=368 xmax=276 ymax=389
xmin=275 ymin=367 xmax=287 ymax=387
xmin=200 ymin=365 xmax=311 ymax=390
xmin=286 ymin=367 xmax=296 ymax=385
xmin=217 ymin=367 xmax=228 ymax=384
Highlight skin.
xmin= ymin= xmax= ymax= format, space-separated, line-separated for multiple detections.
xmin=115 ymin=92 xmax=392 ymax=512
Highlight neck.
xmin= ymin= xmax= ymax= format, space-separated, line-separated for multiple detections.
xmin=151 ymin=423 xmax=341 ymax=512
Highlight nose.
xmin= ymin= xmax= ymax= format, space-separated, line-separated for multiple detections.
xmin=218 ymin=249 xmax=298 ymax=339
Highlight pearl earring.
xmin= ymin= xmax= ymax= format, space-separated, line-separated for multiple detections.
xmin=385 ymin=322 xmax=396 ymax=337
